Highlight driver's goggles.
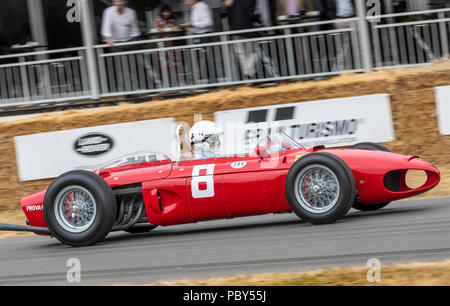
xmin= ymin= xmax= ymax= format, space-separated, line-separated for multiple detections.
xmin=206 ymin=135 xmax=218 ymax=144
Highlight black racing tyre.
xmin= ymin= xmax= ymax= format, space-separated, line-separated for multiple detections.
xmin=350 ymin=142 xmax=390 ymax=152
xmin=350 ymin=142 xmax=392 ymax=212
xmin=285 ymin=152 xmax=356 ymax=225
xmin=43 ymin=170 xmax=117 ymax=247
xmin=124 ymin=224 xmax=158 ymax=233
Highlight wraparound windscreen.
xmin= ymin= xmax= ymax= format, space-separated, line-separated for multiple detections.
xmin=214 ymin=94 xmax=395 ymax=155
xmin=14 ymin=118 xmax=176 ymax=181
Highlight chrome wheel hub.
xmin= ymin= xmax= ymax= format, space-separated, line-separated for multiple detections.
xmin=54 ymin=186 xmax=97 ymax=233
xmin=294 ymin=165 xmax=340 ymax=214
xmin=312 ymin=185 xmax=321 ymax=194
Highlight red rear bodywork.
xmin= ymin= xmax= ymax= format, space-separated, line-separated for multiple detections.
xmin=21 ymin=147 xmax=440 ymax=229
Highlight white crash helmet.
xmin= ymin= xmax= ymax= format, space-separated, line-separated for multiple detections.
xmin=189 ymin=121 xmax=223 ymax=156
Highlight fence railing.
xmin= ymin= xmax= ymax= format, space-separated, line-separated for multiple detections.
xmin=0 ymin=47 xmax=91 ymax=107
xmin=0 ymin=8 xmax=450 ymax=108
xmin=95 ymin=18 xmax=361 ymax=97
xmin=368 ymin=8 xmax=450 ymax=68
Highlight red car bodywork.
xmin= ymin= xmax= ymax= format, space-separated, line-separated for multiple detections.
xmin=21 ymin=146 xmax=440 ymax=230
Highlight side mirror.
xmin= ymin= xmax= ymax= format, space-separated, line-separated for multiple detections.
xmin=281 ymin=141 xmax=292 ymax=150
xmin=256 ymin=144 xmax=270 ymax=158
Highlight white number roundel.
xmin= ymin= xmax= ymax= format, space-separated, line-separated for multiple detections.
xmin=231 ymin=161 xmax=247 ymax=169
xmin=191 ymin=164 xmax=215 ymax=199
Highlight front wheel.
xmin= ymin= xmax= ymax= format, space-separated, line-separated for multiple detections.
xmin=43 ymin=170 xmax=117 ymax=247
xmin=285 ymin=152 xmax=356 ymax=225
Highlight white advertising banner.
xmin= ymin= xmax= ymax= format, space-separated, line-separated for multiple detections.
xmin=435 ymin=86 xmax=450 ymax=135
xmin=15 ymin=118 xmax=176 ymax=181
xmin=215 ymin=94 xmax=395 ymax=154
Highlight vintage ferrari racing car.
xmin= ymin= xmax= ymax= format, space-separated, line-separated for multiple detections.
xmin=17 ymin=129 xmax=440 ymax=247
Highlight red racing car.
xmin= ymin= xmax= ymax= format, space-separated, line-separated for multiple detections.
xmin=17 ymin=132 xmax=440 ymax=247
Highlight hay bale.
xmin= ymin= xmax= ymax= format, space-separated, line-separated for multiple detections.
xmin=1 ymin=62 xmax=450 ymax=210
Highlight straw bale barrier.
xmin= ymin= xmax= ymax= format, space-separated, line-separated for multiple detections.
xmin=1 ymin=61 xmax=450 ymax=210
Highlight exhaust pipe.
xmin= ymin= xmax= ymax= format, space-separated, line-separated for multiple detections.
xmin=0 ymin=223 xmax=50 ymax=234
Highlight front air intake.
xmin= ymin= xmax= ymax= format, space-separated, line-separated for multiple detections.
xmin=383 ymin=170 xmax=401 ymax=192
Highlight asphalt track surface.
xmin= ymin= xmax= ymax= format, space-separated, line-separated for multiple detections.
xmin=1 ymin=197 xmax=450 ymax=285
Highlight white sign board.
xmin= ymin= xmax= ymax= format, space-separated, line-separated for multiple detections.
xmin=15 ymin=118 xmax=176 ymax=181
xmin=215 ymin=94 xmax=395 ymax=154
xmin=435 ymin=86 xmax=450 ymax=135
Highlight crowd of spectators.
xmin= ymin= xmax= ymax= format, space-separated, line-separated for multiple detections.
xmin=0 ymin=0 xmax=357 ymax=91
xmin=2 ymin=0 xmax=450 ymax=101
xmin=99 ymin=0 xmax=356 ymax=47
xmin=96 ymin=0 xmax=357 ymax=83
xmin=0 ymin=0 xmax=356 ymax=55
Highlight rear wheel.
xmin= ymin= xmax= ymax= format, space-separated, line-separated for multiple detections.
xmin=350 ymin=142 xmax=391 ymax=212
xmin=285 ymin=152 xmax=356 ymax=224
xmin=43 ymin=170 xmax=116 ymax=247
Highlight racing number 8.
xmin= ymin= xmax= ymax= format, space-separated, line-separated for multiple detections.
xmin=191 ymin=164 xmax=215 ymax=199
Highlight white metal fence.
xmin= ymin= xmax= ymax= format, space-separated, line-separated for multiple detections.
xmin=0 ymin=47 xmax=91 ymax=107
xmin=95 ymin=18 xmax=362 ymax=97
xmin=368 ymin=8 xmax=450 ymax=68
xmin=0 ymin=8 xmax=449 ymax=108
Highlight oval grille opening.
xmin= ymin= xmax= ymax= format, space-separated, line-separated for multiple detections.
xmin=405 ymin=170 xmax=427 ymax=189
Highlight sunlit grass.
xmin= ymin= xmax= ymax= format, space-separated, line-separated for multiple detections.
xmin=146 ymin=260 xmax=450 ymax=286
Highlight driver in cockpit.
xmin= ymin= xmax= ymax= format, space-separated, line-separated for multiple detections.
xmin=189 ymin=121 xmax=223 ymax=159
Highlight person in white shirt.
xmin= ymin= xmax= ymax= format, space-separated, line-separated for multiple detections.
xmin=255 ymin=0 xmax=272 ymax=28
xmin=101 ymin=0 xmax=141 ymax=47
xmin=101 ymin=0 xmax=149 ymax=92
xmin=333 ymin=0 xmax=355 ymax=71
xmin=185 ymin=0 xmax=216 ymax=83
xmin=184 ymin=0 xmax=214 ymax=42
xmin=335 ymin=0 xmax=355 ymax=19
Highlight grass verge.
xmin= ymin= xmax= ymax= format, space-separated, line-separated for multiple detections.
xmin=147 ymin=260 xmax=450 ymax=286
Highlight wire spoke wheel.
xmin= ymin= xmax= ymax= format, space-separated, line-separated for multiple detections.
xmin=285 ymin=153 xmax=355 ymax=224
xmin=44 ymin=170 xmax=116 ymax=247
xmin=294 ymin=165 xmax=340 ymax=214
xmin=54 ymin=185 xmax=97 ymax=233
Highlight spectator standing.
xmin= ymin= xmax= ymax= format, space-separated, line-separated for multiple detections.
xmin=255 ymin=0 xmax=272 ymax=28
xmin=101 ymin=0 xmax=141 ymax=47
xmin=286 ymin=0 xmax=299 ymax=15
xmin=334 ymin=0 xmax=355 ymax=32
xmin=223 ymin=0 xmax=259 ymax=79
xmin=153 ymin=5 xmax=179 ymax=86
xmin=321 ymin=0 xmax=355 ymax=23
xmin=322 ymin=0 xmax=355 ymax=71
xmin=276 ymin=0 xmax=316 ymax=18
xmin=184 ymin=0 xmax=216 ymax=84
xmin=335 ymin=0 xmax=355 ymax=20
xmin=153 ymin=5 xmax=178 ymax=47
xmin=101 ymin=0 xmax=143 ymax=92
xmin=225 ymin=0 xmax=256 ymax=33
xmin=184 ymin=0 xmax=214 ymax=43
